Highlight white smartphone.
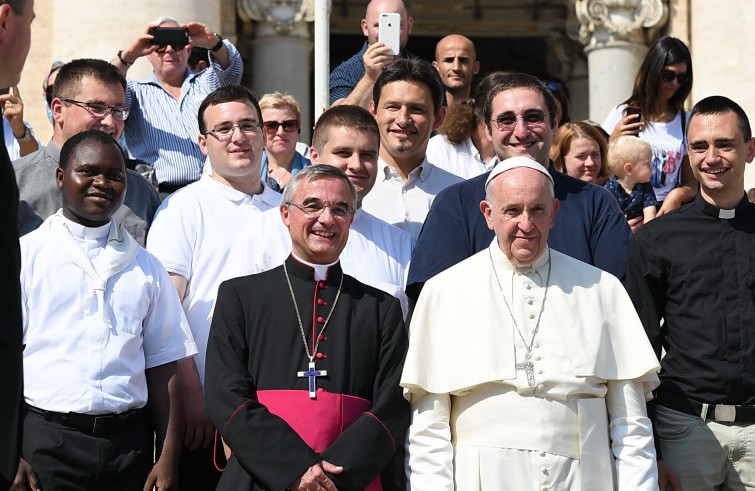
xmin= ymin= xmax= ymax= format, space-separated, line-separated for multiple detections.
xmin=379 ymin=12 xmax=401 ymax=56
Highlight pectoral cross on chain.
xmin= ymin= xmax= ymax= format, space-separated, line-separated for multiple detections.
xmin=515 ymin=352 xmax=536 ymax=387
xmin=298 ymin=361 xmax=328 ymax=399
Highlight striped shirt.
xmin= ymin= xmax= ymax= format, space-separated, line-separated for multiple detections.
xmin=123 ymin=40 xmax=243 ymax=186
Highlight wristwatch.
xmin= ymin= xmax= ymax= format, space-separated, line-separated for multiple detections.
xmin=211 ymin=33 xmax=224 ymax=52
xmin=15 ymin=125 xmax=33 ymax=143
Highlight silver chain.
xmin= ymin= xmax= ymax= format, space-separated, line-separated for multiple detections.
xmin=283 ymin=261 xmax=343 ymax=363
xmin=488 ymin=247 xmax=552 ymax=355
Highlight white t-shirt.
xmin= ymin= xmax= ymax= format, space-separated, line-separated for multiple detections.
xmin=603 ymin=104 xmax=689 ymax=201
xmin=425 ymin=134 xmax=495 ymax=179
xmin=21 ymin=216 xmax=197 ymax=414
xmin=146 ymin=175 xmax=281 ymax=386
xmin=225 ymin=207 xmax=414 ymax=317
xmin=361 ymin=157 xmax=463 ymax=242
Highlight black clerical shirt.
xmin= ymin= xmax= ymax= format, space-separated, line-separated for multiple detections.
xmin=626 ymin=192 xmax=755 ymax=405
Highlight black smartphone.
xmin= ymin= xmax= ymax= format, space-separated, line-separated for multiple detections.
xmin=624 ymin=105 xmax=641 ymax=118
xmin=149 ymin=27 xmax=189 ymax=46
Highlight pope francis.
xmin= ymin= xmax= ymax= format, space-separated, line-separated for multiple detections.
xmin=400 ymin=157 xmax=661 ymax=490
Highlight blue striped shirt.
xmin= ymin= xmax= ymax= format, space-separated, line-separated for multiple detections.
xmin=123 ymin=40 xmax=243 ymax=186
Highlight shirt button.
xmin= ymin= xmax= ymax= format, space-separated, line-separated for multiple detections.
xmin=316 ymin=316 xmax=325 ymax=323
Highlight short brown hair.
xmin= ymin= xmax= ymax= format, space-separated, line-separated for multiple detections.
xmin=550 ymin=121 xmax=610 ymax=181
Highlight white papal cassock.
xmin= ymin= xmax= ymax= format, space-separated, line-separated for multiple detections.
xmin=401 ymin=240 xmax=661 ymax=490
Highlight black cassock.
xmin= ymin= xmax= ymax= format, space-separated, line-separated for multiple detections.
xmin=205 ymin=256 xmax=409 ymax=491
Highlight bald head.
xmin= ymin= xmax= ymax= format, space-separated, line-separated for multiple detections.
xmin=433 ymin=34 xmax=480 ymax=104
xmin=362 ymin=0 xmax=413 ymax=47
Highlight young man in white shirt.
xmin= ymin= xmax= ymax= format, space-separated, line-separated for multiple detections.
xmin=17 ymin=130 xmax=197 ymax=491
xmin=361 ymin=58 xmax=463 ymax=241
xmin=146 ymin=84 xmax=281 ymax=490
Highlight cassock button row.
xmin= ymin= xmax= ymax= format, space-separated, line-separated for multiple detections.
xmin=316 ymin=352 xmax=327 ymax=359
xmin=538 ymin=370 xmax=543 ymax=374
xmin=525 ymin=284 xmax=531 ymax=290
xmin=529 ymin=314 xmax=535 ymax=319
xmin=316 ymin=316 xmax=325 ymax=323
xmin=318 ymin=334 xmax=327 ymax=341
xmin=317 ymin=281 xmax=326 ymax=289
xmin=317 ymin=298 xmax=326 ymax=305
xmin=317 ymin=387 xmax=325 ymax=393
xmin=527 ymin=299 xmax=533 ymax=305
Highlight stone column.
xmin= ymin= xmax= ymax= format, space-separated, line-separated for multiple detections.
xmin=574 ymin=0 xmax=668 ymax=122
xmin=238 ymin=0 xmax=315 ymax=143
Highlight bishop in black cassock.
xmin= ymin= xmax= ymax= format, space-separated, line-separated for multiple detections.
xmin=204 ymin=166 xmax=408 ymax=491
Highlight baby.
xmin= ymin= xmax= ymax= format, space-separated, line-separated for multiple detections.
xmin=604 ymin=135 xmax=658 ymax=224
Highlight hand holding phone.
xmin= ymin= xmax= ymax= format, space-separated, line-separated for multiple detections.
xmin=624 ymin=105 xmax=641 ymax=119
xmin=378 ymin=13 xmax=401 ymax=56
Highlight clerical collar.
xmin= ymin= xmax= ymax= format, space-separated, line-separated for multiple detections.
xmin=694 ymin=192 xmax=750 ymax=220
xmin=488 ymin=238 xmax=550 ymax=274
xmin=289 ymin=253 xmax=340 ymax=281
xmin=59 ymin=213 xmax=112 ymax=239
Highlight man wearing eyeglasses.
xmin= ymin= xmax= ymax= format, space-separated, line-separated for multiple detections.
xmin=406 ymin=72 xmax=632 ymax=303
xmin=146 ymin=84 xmax=281 ymax=491
xmin=112 ymin=16 xmax=243 ymax=196
xmin=12 ymin=58 xmax=161 ymax=247
xmin=205 ymin=164 xmax=409 ymax=491
xmin=0 ymin=0 xmax=35 ymax=486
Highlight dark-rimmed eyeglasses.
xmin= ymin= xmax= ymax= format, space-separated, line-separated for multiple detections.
xmin=155 ymin=44 xmax=188 ymax=54
xmin=60 ymin=98 xmax=129 ymax=121
xmin=287 ymin=202 xmax=354 ymax=219
xmin=491 ymin=111 xmax=549 ymax=132
xmin=660 ymin=69 xmax=689 ymax=85
xmin=263 ymin=119 xmax=299 ymax=134
xmin=203 ymin=122 xmax=263 ymax=141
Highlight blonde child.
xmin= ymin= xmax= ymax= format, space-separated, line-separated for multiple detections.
xmin=604 ymin=135 xmax=658 ymax=224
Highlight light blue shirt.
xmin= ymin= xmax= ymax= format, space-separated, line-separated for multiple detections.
xmin=123 ymin=40 xmax=243 ymax=186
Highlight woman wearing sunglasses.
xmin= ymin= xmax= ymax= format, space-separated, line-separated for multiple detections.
xmin=259 ymin=92 xmax=310 ymax=192
xmin=602 ymin=36 xmax=695 ymax=218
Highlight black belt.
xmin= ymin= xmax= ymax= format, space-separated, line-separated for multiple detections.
xmin=157 ymin=182 xmax=187 ymax=194
xmin=656 ymin=391 xmax=755 ymax=423
xmin=26 ymin=404 xmax=145 ymax=435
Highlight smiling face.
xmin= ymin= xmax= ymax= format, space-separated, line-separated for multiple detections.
xmin=563 ymin=137 xmax=602 ymax=183
xmin=687 ymin=110 xmax=755 ymax=206
xmin=481 ymin=167 xmax=559 ymax=267
xmin=432 ymin=35 xmax=479 ymax=96
xmin=56 ymin=138 xmax=127 ymax=227
xmin=281 ymin=176 xmax=354 ymax=264
xmin=53 ymin=76 xmax=126 ymax=146
xmin=487 ymin=88 xmax=555 ymax=166
xmin=199 ymin=99 xmax=266 ymax=187
xmin=370 ymin=80 xmax=443 ymax=167
xmin=310 ymin=126 xmax=379 ymax=207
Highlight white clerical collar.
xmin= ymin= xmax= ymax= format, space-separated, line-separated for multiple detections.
xmin=59 ymin=213 xmax=111 ymax=239
xmin=719 ymin=208 xmax=736 ymax=219
xmin=488 ymin=238 xmax=550 ymax=274
xmin=291 ymin=252 xmax=339 ymax=281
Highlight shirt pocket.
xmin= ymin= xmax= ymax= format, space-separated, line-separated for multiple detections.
xmin=108 ymin=270 xmax=153 ymax=336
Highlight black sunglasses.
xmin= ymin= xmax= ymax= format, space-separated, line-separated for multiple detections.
xmin=45 ymin=85 xmax=54 ymax=106
xmin=263 ymin=119 xmax=300 ymax=133
xmin=155 ymin=44 xmax=188 ymax=53
xmin=660 ymin=69 xmax=689 ymax=85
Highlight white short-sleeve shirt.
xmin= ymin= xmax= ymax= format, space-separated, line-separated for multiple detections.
xmin=21 ymin=217 xmax=197 ymax=414
xmin=425 ymin=134 xmax=495 ymax=180
xmin=146 ymin=175 xmax=281 ymax=386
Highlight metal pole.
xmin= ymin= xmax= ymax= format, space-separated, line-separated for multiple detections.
xmin=313 ymin=0 xmax=330 ymax=124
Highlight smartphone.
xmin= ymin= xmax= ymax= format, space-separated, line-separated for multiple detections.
xmin=379 ymin=13 xmax=401 ymax=56
xmin=624 ymin=105 xmax=641 ymax=119
xmin=149 ymin=27 xmax=189 ymax=46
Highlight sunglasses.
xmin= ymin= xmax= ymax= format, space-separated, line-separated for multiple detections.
xmin=660 ymin=69 xmax=689 ymax=85
xmin=155 ymin=44 xmax=188 ymax=53
xmin=45 ymin=85 xmax=54 ymax=106
xmin=263 ymin=119 xmax=299 ymax=134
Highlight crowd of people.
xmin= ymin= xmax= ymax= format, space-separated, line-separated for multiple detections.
xmin=4 ymin=0 xmax=755 ymax=490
